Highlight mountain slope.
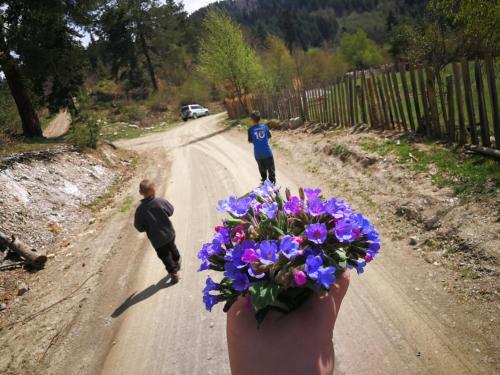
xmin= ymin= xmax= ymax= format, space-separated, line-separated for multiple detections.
xmin=192 ymin=0 xmax=427 ymax=48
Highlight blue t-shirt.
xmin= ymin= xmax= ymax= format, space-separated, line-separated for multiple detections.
xmin=248 ymin=124 xmax=273 ymax=160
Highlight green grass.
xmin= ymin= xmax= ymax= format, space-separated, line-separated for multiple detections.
xmin=361 ymin=137 xmax=500 ymax=197
xmin=119 ymin=194 xmax=133 ymax=213
xmin=100 ymin=120 xmax=182 ymax=142
xmin=0 ymin=137 xmax=65 ymax=157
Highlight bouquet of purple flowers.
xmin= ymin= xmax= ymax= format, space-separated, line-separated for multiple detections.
xmin=199 ymin=181 xmax=380 ymax=323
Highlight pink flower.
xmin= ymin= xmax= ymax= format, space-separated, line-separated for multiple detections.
xmin=293 ymin=236 xmax=304 ymax=245
xmin=233 ymin=232 xmax=245 ymax=244
xmin=365 ymin=254 xmax=373 ymax=262
xmin=215 ymin=225 xmax=225 ymax=232
xmin=242 ymin=248 xmax=259 ymax=263
xmin=293 ymin=270 xmax=307 ymax=286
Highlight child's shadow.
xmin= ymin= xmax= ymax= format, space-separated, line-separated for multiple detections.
xmin=111 ymin=276 xmax=175 ymax=318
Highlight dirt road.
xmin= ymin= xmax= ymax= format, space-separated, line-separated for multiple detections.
xmin=43 ymin=110 xmax=71 ymax=138
xmin=52 ymin=114 xmax=495 ymax=375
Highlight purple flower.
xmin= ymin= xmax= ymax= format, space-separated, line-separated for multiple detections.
xmin=248 ymin=265 xmax=266 ymax=279
xmin=198 ymin=240 xmax=223 ymax=271
xmin=259 ymin=202 xmax=278 ymax=219
xmin=203 ymin=293 xmax=219 ymax=312
xmin=284 ymin=196 xmax=302 ymax=215
xmin=214 ymin=227 xmax=231 ymax=244
xmin=317 ymin=266 xmax=336 ymax=289
xmin=224 ymin=262 xmax=241 ymax=279
xmin=232 ymin=273 xmax=250 ymax=292
xmin=255 ymin=180 xmax=276 ymax=198
xmin=305 ymin=255 xmax=323 ymax=279
xmin=304 ymin=188 xmax=321 ymax=201
xmin=351 ymin=259 xmax=367 ymax=274
xmin=202 ymin=276 xmax=221 ymax=312
xmin=257 ymin=240 xmax=278 ymax=265
xmin=217 ymin=196 xmax=253 ymax=217
xmin=325 ymin=198 xmax=351 ymax=220
xmin=241 ymin=248 xmax=259 ymax=263
xmin=308 ymin=198 xmax=326 ymax=217
xmin=306 ymin=223 xmax=328 ymax=244
xmin=334 ymin=219 xmax=356 ymax=243
xmin=279 ymin=235 xmax=300 ymax=259
xmin=293 ymin=270 xmax=307 ymax=286
xmin=203 ymin=276 xmax=220 ymax=294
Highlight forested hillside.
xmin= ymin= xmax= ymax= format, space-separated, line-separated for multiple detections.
xmin=192 ymin=0 xmax=427 ymax=48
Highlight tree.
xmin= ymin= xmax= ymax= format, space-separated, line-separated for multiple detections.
xmin=296 ymin=48 xmax=348 ymax=87
xmin=0 ymin=0 xmax=98 ymax=137
xmin=261 ymin=36 xmax=295 ymax=91
xmin=427 ymin=0 xmax=499 ymax=57
xmin=339 ymin=30 xmax=385 ymax=69
xmin=198 ymin=10 xmax=262 ymax=113
xmin=0 ymin=16 xmax=42 ymax=137
xmin=96 ymin=0 xmax=188 ymax=93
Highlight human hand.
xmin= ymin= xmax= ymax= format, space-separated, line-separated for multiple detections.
xmin=226 ymin=271 xmax=350 ymax=375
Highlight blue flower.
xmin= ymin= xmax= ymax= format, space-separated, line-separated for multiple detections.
xmin=214 ymin=227 xmax=231 ymax=244
xmin=308 ymin=198 xmax=326 ymax=217
xmin=257 ymin=240 xmax=278 ymax=265
xmin=232 ymin=273 xmax=250 ymax=292
xmin=334 ymin=219 xmax=356 ymax=243
xmin=255 ymin=180 xmax=276 ymax=198
xmin=203 ymin=293 xmax=219 ymax=312
xmin=305 ymin=255 xmax=323 ymax=279
xmin=224 ymin=262 xmax=242 ymax=279
xmin=248 ymin=265 xmax=266 ymax=279
xmin=305 ymin=223 xmax=328 ymax=244
xmin=202 ymin=276 xmax=221 ymax=312
xmin=279 ymin=235 xmax=300 ymax=259
xmin=217 ymin=196 xmax=253 ymax=217
xmin=259 ymin=202 xmax=278 ymax=219
xmin=284 ymin=196 xmax=301 ymax=215
xmin=317 ymin=266 xmax=336 ymax=289
xmin=304 ymin=188 xmax=321 ymax=201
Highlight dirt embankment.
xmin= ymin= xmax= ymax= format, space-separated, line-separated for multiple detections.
xmin=0 ymin=144 xmax=135 ymax=372
xmin=267 ymin=123 xmax=499 ymax=313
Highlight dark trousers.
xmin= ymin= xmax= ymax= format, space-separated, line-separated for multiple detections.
xmin=155 ymin=239 xmax=180 ymax=274
xmin=256 ymin=157 xmax=276 ymax=184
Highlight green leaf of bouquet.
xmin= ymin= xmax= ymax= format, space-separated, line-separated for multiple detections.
xmin=273 ymin=226 xmax=285 ymax=236
xmin=226 ymin=218 xmax=243 ymax=226
xmin=248 ymin=281 xmax=280 ymax=311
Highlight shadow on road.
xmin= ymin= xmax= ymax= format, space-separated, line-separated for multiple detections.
xmin=180 ymin=126 xmax=233 ymax=147
xmin=111 ymin=276 xmax=176 ymax=318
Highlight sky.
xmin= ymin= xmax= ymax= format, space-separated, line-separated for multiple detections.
xmin=182 ymin=0 xmax=218 ymax=14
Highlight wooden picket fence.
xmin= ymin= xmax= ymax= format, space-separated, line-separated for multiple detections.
xmin=226 ymin=57 xmax=500 ymax=150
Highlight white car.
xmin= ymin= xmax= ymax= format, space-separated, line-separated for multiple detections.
xmin=181 ymin=104 xmax=209 ymax=121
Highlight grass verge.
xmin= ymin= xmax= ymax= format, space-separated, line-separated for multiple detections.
xmin=361 ymin=137 xmax=500 ymax=198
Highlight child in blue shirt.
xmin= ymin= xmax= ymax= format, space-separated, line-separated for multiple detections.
xmin=248 ymin=111 xmax=276 ymax=184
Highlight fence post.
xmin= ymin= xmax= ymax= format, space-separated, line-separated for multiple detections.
xmin=484 ymin=56 xmax=500 ymax=149
xmin=409 ymin=66 xmax=424 ymax=133
xmin=391 ymin=65 xmax=409 ymax=132
xmin=452 ymin=63 xmax=467 ymax=145
xmin=366 ymin=76 xmax=379 ymax=128
xmin=417 ymin=67 xmax=431 ymax=136
xmin=425 ymin=66 xmax=441 ymax=137
xmin=381 ymin=68 xmax=396 ymax=128
xmin=446 ymin=75 xmax=456 ymax=142
xmin=474 ymin=60 xmax=491 ymax=147
xmin=361 ymin=72 xmax=370 ymax=126
xmin=374 ymin=74 xmax=389 ymax=129
xmin=384 ymin=67 xmax=400 ymax=129
xmin=435 ymin=68 xmax=449 ymax=128
xmin=398 ymin=63 xmax=416 ymax=132
xmin=461 ymin=60 xmax=478 ymax=145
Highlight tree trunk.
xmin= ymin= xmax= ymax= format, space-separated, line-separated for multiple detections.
xmin=0 ymin=34 xmax=43 ymax=138
xmin=0 ymin=230 xmax=47 ymax=268
xmin=137 ymin=26 xmax=158 ymax=92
